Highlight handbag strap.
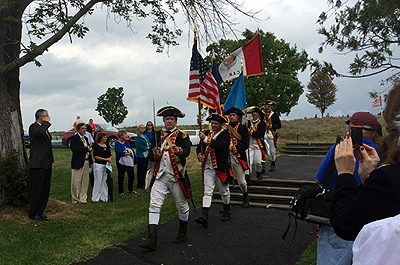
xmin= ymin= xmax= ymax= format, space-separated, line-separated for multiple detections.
xmin=322 ymin=136 xmax=342 ymax=190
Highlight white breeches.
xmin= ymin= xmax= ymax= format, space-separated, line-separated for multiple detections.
xmin=245 ymin=146 xmax=262 ymax=174
xmin=203 ymin=168 xmax=230 ymax=207
xmin=265 ymin=136 xmax=276 ymax=161
xmin=149 ymin=173 xmax=189 ymax=214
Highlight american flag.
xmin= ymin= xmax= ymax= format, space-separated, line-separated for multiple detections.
xmin=187 ymin=39 xmax=222 ymax=114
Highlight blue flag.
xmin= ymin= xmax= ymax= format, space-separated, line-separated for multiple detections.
xmin=223 ymin=72 xmax=246 ymax=111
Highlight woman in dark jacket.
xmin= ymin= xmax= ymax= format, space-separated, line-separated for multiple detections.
xmin=332 ymin=82 xmax=400 ymax=241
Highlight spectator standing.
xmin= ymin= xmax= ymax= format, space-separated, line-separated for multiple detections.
xmin=144 ymin=121 xmax=154 ymax=143
xmin=332 ymin=82 xmax=400 ymax=244
xmin=114 ymin=129 xmax=136 ymax=195
xmin=92 ymin=132 xmax=111 ymax=202
xmin=73 ymin=115 xmax=83 ymax=131
xmin=135 ymin=124 xmax=150 ymax=189
xmin=70 ymin=123 xmax=91 ymax=204
xmin=28 ymin=109 xmax=54 ymax=221
xmin=88 ymin=118 xmax=96 ymax=130
xmin=315 ymin=112 xmax=381 ymax=265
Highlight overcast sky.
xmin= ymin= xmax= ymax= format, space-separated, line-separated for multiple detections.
xmin=20 ymin=0 xmax=389 ymax=132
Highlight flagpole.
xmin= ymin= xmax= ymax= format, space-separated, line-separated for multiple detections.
xmin=192 ymin=16 xmax=205 ymax=197
xmin=153 ymin=98 xmax=158 ymax=147
xmin=198 ymin=98 xmax=205 ymax=196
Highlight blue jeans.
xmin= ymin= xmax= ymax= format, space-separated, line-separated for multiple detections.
xmin=317 ymin=225 xmax=353 ymax=265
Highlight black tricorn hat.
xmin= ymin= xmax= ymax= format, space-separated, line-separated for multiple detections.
xmin=206 ymin=113 xmax=229 ymax=124
xmin=156 ymin=106 xmax=185 ymax=118
xmin=224 ymin=107 xmax=244 ymax=116
xmin=261 ymin=100 xmax=277 ymax=107
xmin=249 ymin=107 xmax=265 ymax=120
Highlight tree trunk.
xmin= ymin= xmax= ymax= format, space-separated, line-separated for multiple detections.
xmin=0 ymin=3 xmax=28 ymax=203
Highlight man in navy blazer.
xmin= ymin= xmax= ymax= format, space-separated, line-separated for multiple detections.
xmin=70 ymin=123 xmax=91 ymax=204
xmin=29 ymin=109 xmax=54 ymax=221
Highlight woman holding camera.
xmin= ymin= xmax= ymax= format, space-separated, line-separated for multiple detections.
xmin=332 ymin=82 xmax=400 ymax=242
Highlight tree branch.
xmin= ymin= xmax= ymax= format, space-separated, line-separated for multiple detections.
xmin=0 ymin=0 xmax=102 ymax=75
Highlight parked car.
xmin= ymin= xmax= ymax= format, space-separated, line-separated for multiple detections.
xmin=183 ymin=129 xmax=200 ymax=146
xmin=24 ymin=130 xmax=30 ymax=148
xmin=62 ymin=124 xmax=137 ymax=148
xmin=52 ymin=135 xmax=67 ymax=148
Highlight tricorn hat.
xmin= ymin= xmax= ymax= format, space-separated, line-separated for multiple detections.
xmin=206 ymin=113 xmax=229 ymax=124
xmin=261 ymin=100 xmax=277 ymax=107
xmin=224 ymin=107 xmax=244 ymax=116
xmin=249 ymin=107 xmax=265 ymax=120
xmin=157 ymin=106 xmax=185 ymax=118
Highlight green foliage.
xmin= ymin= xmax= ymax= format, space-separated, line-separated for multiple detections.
xmin=317 ymin=0 xmax=400 ymax=81
xmin=306 ymin=71 xmax=338 ymax=117
xmin=95 ymin=87 xmax=128 ymax=126
xmin=0 ymin=150 xmax=29 ymax=206
xmin=205 ymin=29 xmax=308 ymax=115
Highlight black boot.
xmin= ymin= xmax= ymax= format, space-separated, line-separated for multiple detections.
xmin=242 ymin=192 xmax=250 ymax=208
xmin=174 ymin=219 xmax=188 ymax=244
xmin=221 ymin=203 xmax=231 ymax=221
xmin=195 ymin=207 xmax=209 ymax=228
xmin=139 ymin=224 xmax=158 ymax=250
xmin=256 ymin=171 xmax=263 ymax=180
xmin=261 ymin=162 xmax=266 ymax=174
xmin=269 ymin=161 xmax=276 ymax=172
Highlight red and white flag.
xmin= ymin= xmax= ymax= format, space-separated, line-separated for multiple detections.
xmin=372 ymin=96 xmax=382 ymax=107
xmin=219 ymin=33 xmax=264 ymax=82
xmin=199 ymin=70 xmax=222 ymax=114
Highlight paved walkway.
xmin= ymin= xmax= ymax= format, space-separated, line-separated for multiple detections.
xmin=74 ymin=155 xmax=325 ymax=265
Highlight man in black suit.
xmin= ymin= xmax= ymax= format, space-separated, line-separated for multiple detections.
xmin=70 ymin=123 xmax=91 ymax=204
xmin=29 ymin=109 xmax=54 ymax=221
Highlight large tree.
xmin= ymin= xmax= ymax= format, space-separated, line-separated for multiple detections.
xmin=306 ymin=71 xmax=338 ymax=117
xmin=96 ymin=87 xmax=128 ymax=126
xmin=316 ymin=0 xmax=400 ymax=82
xmin=0 ymin=0 xmax=258 ymax=204
xmin=205 ymin=29 xmax=309 ymax=115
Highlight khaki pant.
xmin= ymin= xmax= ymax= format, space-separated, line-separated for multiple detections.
xmin=229 ymin=151 xmax=247 ymax=188
xmin=71 ymin=160 xmax=89 ymax=203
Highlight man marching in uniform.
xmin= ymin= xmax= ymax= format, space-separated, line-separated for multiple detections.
xmin=261 ymin=101 xmax=281 ymax=172
xmin=224 ymin=107 xmax=250 ymax=208
xmin=139 ymin=106 xmax=192 ymax=251
xmin=245 ymin=107 xmax=266 ymax=180
xmin=195 ymin=113 xmax=232 ymax=227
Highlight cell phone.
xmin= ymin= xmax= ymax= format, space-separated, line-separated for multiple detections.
xmin=350 ymin=126 xmax=363 ymax=149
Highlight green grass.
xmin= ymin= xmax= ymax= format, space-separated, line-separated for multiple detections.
xmin=0 ymin=147 xmax=204 ymax=265
xmin=296 ymin=239 xmax=318 ymax=265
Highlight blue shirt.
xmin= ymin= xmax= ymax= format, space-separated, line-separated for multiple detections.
xmin=144 ymin=131 xmax=153 ymax=142
xmin=315 ymin=137 xmax=380 ymax=191
xmin=114 ymin=141 xmax=132 ymax=161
